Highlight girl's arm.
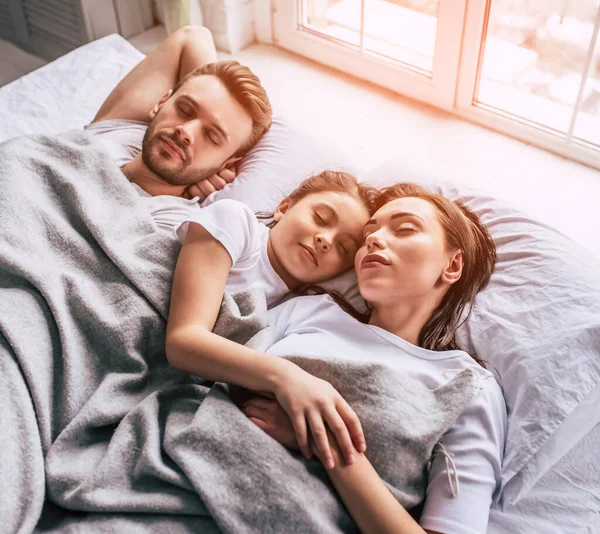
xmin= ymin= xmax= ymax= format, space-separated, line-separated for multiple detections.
xmin=166 ymin=222 xmax=365 ymax=467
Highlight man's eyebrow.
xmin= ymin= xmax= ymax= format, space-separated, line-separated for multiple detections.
xmin=179 ymin=94 xmax=230 ymax=142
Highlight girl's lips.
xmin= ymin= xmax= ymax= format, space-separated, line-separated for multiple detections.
xmin=300 ymin=244 xmax=318 ymax=266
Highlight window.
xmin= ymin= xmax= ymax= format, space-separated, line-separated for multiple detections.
xmin=274 ymin=0 xmax=600 ymax=169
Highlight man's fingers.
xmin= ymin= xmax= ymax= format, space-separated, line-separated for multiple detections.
xmin=217 ymin=167 xmax=236 ymax=183
xmin=207 ymin=174 xmax=228 ymax=191
xmin=324 ymin=407 xmax=356 ymax=465
xmin=249 ymin=417 xmax=272 ymax=433
xmin=307 ymin=411 xmax=334 ymax=470
xmin=337 ymin=400 xmax=366 ymax=453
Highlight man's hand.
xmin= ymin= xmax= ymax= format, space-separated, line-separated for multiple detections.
xmin=183 ymin=164 xmax=237 ymax=201
xmin=242 ymin=397 xmax=300 ymax=451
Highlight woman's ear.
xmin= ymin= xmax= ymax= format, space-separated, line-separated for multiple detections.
xmin=274 ymin=198 xmax=292 ymax=222
xmin=149 ymin=89 xmax=173 ymax=119
xmin=441 ymin=249 xmax=463 ymax=286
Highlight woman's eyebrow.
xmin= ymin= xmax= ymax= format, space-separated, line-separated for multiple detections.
xmin=390 ymin=212 xmax=424 ymax=222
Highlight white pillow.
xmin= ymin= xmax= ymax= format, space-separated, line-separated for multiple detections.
xmin=202 ymin=117 xmax=359 ymax=212
xmin=366 ymin=159 xmax=600 ymax=505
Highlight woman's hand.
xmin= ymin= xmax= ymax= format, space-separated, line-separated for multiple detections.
xmin=242 ymin=397 xmax=300 ymax=451
xmin=273 ymin=365 xmax=366 ymax=470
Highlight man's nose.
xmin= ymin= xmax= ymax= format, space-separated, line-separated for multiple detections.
xmin=174 ymin=123 xmax=194 ymax=146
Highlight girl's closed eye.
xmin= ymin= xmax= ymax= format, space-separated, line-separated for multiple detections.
xmin=314 ymin=212 xmax=327 ymax=225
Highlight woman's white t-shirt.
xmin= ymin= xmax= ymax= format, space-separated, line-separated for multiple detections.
xmin=266 ymin=294 xmax=507 ymax=534
xmin=176 ymin=199 xmax=289 ymax=307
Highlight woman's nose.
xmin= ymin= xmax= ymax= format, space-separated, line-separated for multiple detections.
xmin=365 ymin=231 xmax=384 ymax=250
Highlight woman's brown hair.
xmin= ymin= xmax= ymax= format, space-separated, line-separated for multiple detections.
xmin=373 ymin=183 xmax=497 ymax=362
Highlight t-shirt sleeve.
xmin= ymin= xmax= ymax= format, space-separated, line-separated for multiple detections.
xmin=420 ymin=376 xmax=507 ymax=534
xmin=176 ymin=199 xmax=259 ymax=265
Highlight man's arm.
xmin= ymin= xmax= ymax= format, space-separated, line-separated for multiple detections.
xmin=93 ymin=26 xmax=218 ymax=124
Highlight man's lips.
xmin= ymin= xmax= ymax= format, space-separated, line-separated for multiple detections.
xmin=361 ymin=253 xmax=390 ymax=269
xmin=160 ymin=137 xmax=186 ymax=161
xmin=300 ymin=244 xmax=318 ymax=266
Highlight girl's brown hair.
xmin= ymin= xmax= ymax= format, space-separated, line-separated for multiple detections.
xmin=373 ymin=183 xmax=497 ymax=361
xmin=258 ymin=171 xmax=379 ymax=227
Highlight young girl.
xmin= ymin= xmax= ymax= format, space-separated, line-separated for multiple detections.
xmin=241 ymin=183 xmax=505 ymax=534
xmin=166 ymin=171 xmax=377 ymax=469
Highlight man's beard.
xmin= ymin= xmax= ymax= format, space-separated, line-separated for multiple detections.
xmin=141 ymin=122 xmax=220 ymax=186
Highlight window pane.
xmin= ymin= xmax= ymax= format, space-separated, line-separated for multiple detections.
xmin=475 ymin=1 xmax=599 ymax=134
xmin=301 ymin=0 xmax=439 ymax=73
xmin=363 ymin=0 xmax=439 ymax=73
xmin=302 ymin=0 xmax=361 ymax=47
xmin=573 ymin=21 xmax=600 ymax=147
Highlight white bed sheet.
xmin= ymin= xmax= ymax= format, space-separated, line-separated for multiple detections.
xmin=0 ymin=35 xmax=144 ymax=144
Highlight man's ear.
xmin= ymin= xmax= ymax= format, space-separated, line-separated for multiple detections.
xmin=441 ymin=249 xmax=463 ymax=286
xmin=273 ymin=198 xmax=292 ymax=222
xmin=149 ymin=89 xmax=173 ymax=119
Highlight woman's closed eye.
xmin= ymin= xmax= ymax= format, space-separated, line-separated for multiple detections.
xmin=395 ymin=223 xmax=417 ymax=233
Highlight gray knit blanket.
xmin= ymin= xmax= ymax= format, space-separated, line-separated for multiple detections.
xmin=0 ymin=131 xmax=479 ymax=534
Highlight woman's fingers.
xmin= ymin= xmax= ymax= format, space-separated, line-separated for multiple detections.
xmin=337 ymin=399 xmax=366 ymax=453
xmin=307 ymin=411 xmax=334 ymax=470
xmin=291 ymin=412 xmax=311 ymax=460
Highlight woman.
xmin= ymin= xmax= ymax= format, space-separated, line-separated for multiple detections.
xmin=240 ymin=182 xmax=506 ymax=534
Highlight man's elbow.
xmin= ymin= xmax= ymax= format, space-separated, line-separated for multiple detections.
xmin=177 ymin=25 xmax=215 ymax=52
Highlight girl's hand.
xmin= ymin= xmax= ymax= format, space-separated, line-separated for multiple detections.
xmin=273 ymin=365 xmax=366 ymax=470
xmin=242 ymin=397 xmax=300 ymax=451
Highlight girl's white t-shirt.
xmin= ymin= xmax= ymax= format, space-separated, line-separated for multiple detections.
xmin=176 ymin=199 xmax=289 ymax=307
xmin=267 ymin=294 xmax=507 ymax=534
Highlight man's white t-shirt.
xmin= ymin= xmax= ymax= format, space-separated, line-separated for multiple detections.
xmin=266 ymin=294 xmax=507 ymax=534
xmin=177 ymin=199 xmax=289 ymax=307
xmin=84 ymin=119 xmax=201 ymax=232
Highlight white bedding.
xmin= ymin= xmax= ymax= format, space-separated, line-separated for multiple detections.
xmin=0 ymin=35 xmax=144 ymax=143
xmin=3 ymin=33 xmax=600 ymax=534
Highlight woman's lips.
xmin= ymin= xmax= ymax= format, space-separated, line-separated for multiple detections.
xmin=360 ymin=254 xmax=390 ymax=270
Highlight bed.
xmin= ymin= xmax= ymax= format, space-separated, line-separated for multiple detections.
xmin=1 ymin=34 xmax=599 ymax=534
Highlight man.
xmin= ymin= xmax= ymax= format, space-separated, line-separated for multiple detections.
xmin=87 ymin=26 xmax=272 ymax=200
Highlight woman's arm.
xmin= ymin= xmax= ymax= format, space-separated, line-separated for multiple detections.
xmin=324 ymin=440 xmax=440 ymax=534
xmin=166 ymin=223 xmax=365 ymax=466
xmin=243 ymin=397 xmax=441 ymax=534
